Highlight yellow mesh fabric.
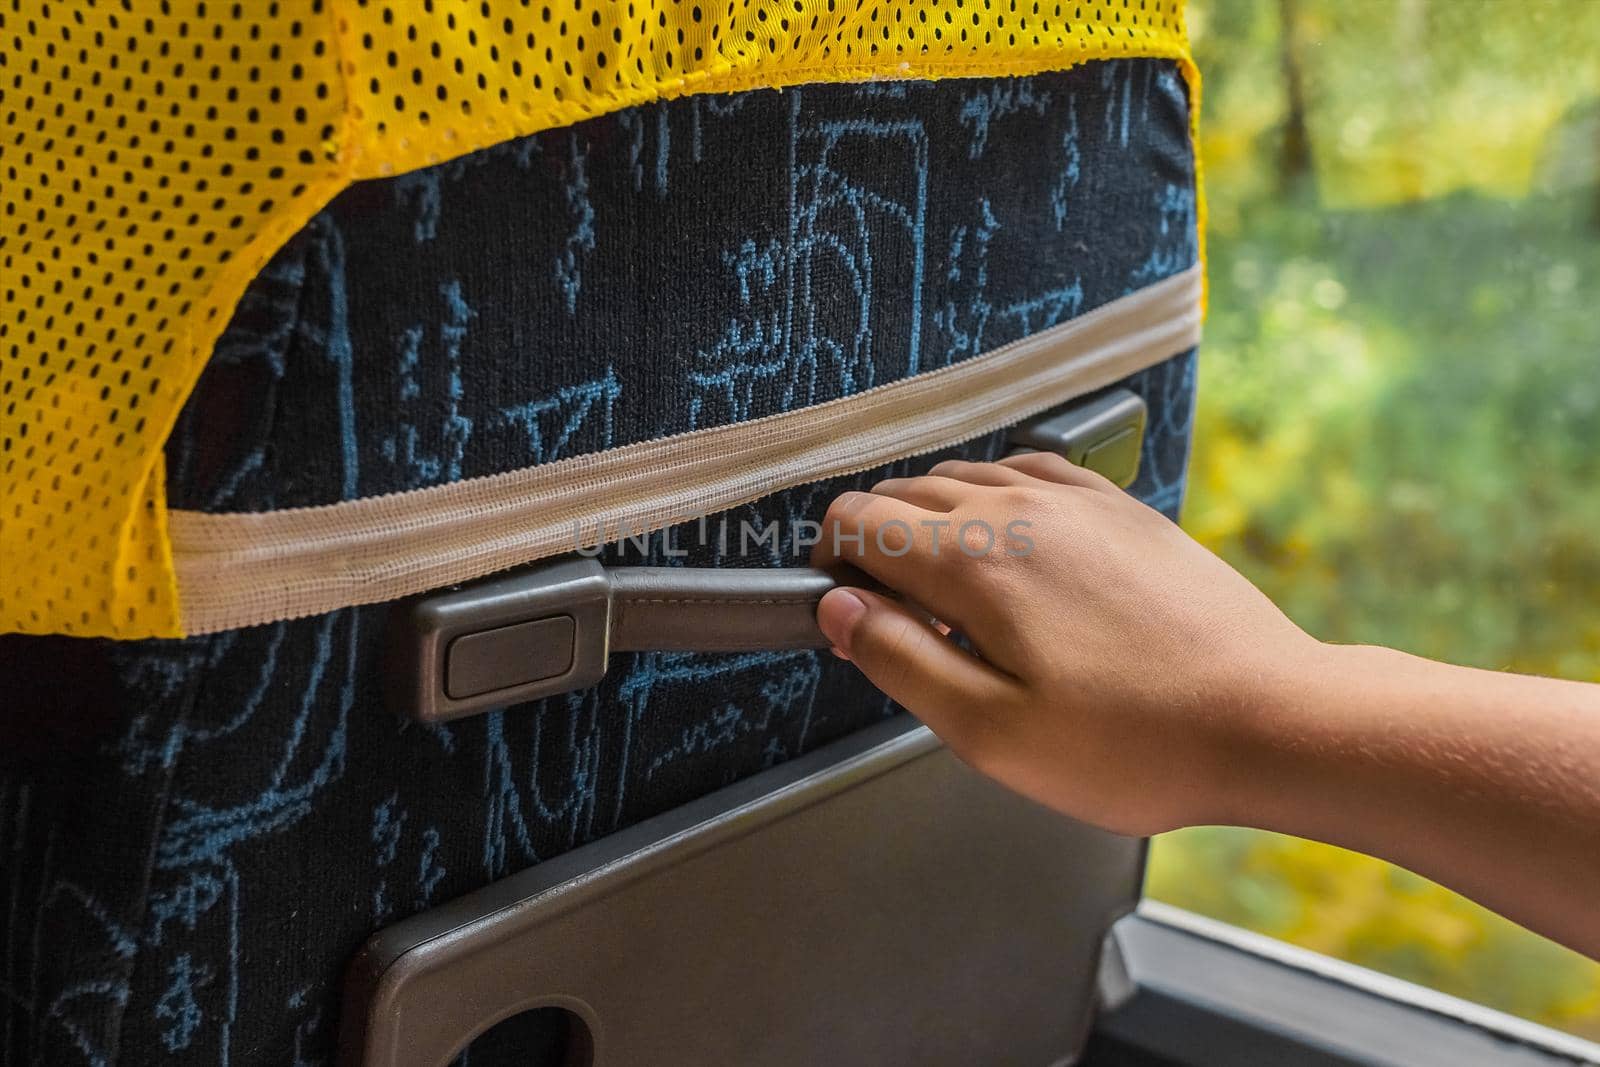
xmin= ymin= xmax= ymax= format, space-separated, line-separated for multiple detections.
xmin=1 ymin=0 xmax=1198 ymax=638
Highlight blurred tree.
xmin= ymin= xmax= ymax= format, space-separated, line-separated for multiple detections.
xmin=1276 ymin=0 xmax=1315 ymax=192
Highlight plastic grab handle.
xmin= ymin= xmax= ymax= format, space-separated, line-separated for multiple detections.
xmin=388 ymin=559 xmax=839 ymax=723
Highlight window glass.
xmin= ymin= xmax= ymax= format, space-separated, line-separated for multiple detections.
xmin=1149 ymin=0 xmax=1600 ymax=1039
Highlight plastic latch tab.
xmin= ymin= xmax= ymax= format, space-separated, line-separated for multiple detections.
xmin=387 ymin=558 xmax=613 ymax=724
xmin=1007 ymin=388 xmax=1147 ymax=487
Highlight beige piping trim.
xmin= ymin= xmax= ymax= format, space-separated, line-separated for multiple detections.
xmin=171 ymin=264 xmax=1201 ymax=633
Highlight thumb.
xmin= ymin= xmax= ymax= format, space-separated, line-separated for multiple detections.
xmin=816 ymin=587 xmax=1017 ymax=740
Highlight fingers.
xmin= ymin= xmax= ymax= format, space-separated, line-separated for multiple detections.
xmin=816 ymin=587 xmax=1018 ymax=747
xmin=874 ymin=455 xmax=1111 ymax=507
xmin=926 ymin=453 xmax=1115 ymax=493
xmin=869 ymin=475 xmax=976 ymax=512
xmin=925 ymin=458 xmax=1036 ymax=488
xmin=995 ymin=450 xmax=1115 ymax=491
xmin=809 ymin=490 xmax=958 ymax=613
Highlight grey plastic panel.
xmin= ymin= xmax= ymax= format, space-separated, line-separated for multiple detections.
xmin=341 ymin=716 xmax=1145 ymax=1066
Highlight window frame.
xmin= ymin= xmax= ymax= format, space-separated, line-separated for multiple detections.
xmin=1091 ymin=900 xmax=1600 ymax=1066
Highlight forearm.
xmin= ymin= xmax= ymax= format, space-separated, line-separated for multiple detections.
xmin=1228 ymin=642 xmax=1600 ymax=956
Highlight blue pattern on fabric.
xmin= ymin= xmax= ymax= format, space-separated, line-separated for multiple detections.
xmin=0 ymin=64 xmax=1197 ymax=1065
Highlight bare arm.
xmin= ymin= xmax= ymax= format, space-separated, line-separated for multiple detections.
xmin=811 ymin=454 xmax=1600 ymax=958
xmin=1238 ymin=643 xmax=1600 ymax=956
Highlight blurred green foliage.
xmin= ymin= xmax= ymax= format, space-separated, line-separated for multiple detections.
xmin=1148 ymin=0 xmax=1600 ymax=1040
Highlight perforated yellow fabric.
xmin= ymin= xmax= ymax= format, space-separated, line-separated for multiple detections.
xmin=2 ymin=0 xmax=1199 ymax=638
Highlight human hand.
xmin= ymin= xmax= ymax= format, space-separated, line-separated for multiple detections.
xmin=812 ymin=453 xmax=1320 ymax=837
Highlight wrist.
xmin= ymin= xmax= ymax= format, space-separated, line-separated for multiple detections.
xmin=1200 ymin=633 xmax=1350 ymax=830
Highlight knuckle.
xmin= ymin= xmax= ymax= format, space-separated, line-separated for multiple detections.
xmin=820 ymin=493 xmax=858 ymax=527
xmin=921 ymin=473 xmax=970 ymax=499
xmin=823 ymin=491 xmax=886 ymax=535
xmin=859 ymin=493 xmax=900 ymax=527
xmin=870 ymin=476 xmax=909 ymax=496
xmin=1079 ymin=465 xmax=1121 ymax=492
xmin=1011 ymin=450 xmax=1070 ymax=477
xmin=1000 ymin=450 xmax=1075 ymax=484
xmin=996 ymin=484 xmax=1049 ymax=515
